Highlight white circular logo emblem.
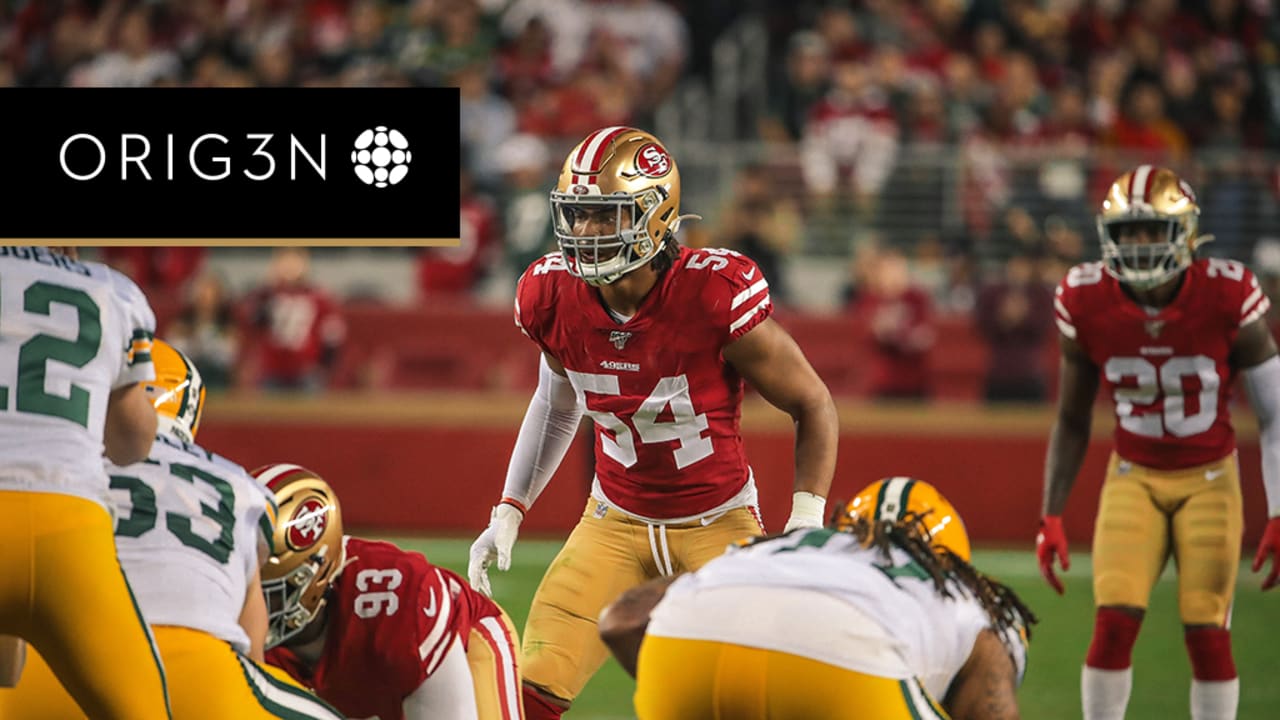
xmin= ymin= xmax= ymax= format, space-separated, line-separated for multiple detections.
xmin=351 ymin=126 xmax=411 ymax=188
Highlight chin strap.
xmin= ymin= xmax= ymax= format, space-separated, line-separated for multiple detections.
xmin=1191 ymin=233 xmax=1216 ymax=252
xmin=670 ymin=213 xmax=703 ymax=235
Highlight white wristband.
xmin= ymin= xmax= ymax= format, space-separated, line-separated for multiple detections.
xmin=785 ymin=491 xmax=827 ymax=531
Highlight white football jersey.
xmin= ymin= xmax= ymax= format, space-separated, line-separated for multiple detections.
xmin=648 ymin=528 xmax=1028 ymax=699
xmin=108 ymin=433 xmax=276 ymax=655
xmin=0 ymin=247 xmax=155 ymax=510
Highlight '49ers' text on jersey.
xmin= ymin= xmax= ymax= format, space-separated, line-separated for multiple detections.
xmin=1054 ymin=259 xmax=1270 ymax=469
xmin=265 ymin=537 xmax=506 ymax=720
xmin=515 ymin=246 xmax=774 ymax=519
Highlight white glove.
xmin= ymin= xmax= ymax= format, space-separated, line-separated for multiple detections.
xmin=783 ymin=491 xmax=827 ymax=532
xmin=468 ymin=503 xmax=524 ymax=597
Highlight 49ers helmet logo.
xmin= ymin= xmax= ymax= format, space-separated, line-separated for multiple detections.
xmin=286 ymin=497 xmax=330 ymax=551
xmin=635 ymin=143 xmax=671 ymax=178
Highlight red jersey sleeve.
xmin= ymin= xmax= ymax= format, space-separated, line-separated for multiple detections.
xmin=410 ymin=564 xmax=468 ymax=685
xmin=1207 ymin=258 xmax=1271 ymax=328
xmin=1054 ymin=262 xmax=1106 ymax=352
xmin=686 ymin=248 xmax=774 ymax=345
xmin=514 ymin=252 xmax=567 ymax=355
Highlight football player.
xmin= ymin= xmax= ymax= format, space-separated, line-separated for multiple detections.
xmin=467 ymin=126 xmax=839 ymax=719
xmin=257 ymin=464 xmax=524 ymax=720
xmin=0 ymin=340 xmax=343 ymax=720
xmin=599 ymin=477 xmax=1035 ymax=720
xmin=0 ymin=246 xmax=169 ymax=718
xmin=1038 ymin=165 xmax=1280 ymax=720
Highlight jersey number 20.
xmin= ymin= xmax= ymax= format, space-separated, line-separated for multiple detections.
xmin=1106 ymin=355 xmax=1219 ymax=437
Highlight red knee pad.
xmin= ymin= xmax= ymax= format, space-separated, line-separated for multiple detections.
xmin=1185 ymin=627 xmax=1237 ymax=681
xmin=1085 ymin=607 xmax=1143 ymax=670
xmin=523 ymin=684 xmax=567 ymax=720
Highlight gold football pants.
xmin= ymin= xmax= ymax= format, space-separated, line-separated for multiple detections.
xmin=1092 ymin=452 xmax=1243 ymax=626
xmin=635 ymin=636 xmax=949 ymax=719
xmin=0 ymin=628 xmax=343 ymax=720
xmin=469 ymin=608 xmax=526 ymax=719
xmin=0 ymin=490 xmax=169 ymax=720
xmin=521 ymin=498 xmax=763 ymax=701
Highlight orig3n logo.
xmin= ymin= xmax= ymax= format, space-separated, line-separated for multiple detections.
xmin=57 ymin=127 xmax=412 ymax=188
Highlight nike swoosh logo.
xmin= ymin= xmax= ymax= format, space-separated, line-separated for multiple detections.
xmin=1205 ymin=469 xmax=1225 ymax=481
xmin=742 ymin=267 xmax=757 ymax=280
xmin=700 ymin=510 xmax=730 ymax=526
xmin=423 ymin=589 xmax=438 ymax=618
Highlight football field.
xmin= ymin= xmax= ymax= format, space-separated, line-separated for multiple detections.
xmin=378 ymin=535 xmax=1280 ymax=720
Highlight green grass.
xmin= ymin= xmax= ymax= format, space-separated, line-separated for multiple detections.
xmin=373 ymin=535 xmax=1280 ymax=720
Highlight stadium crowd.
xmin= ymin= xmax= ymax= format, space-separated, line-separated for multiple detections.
xmin=3 ymin=0 xmax=1279 ymax=402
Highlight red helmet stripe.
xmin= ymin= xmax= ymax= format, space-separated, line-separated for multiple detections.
xmin=572 ymin=126 xmax=629 ymax=184
xmin=251 ymin=463 xmax=310 ymax=490
xmin=1130 ymin=165 xmax=1154 ymax=205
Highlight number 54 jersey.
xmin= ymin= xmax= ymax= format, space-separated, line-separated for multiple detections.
xmin=515 ymin=246 xmax=773 ymax=519
xmin=1054 ymin=258 xmax=1270 ymax=469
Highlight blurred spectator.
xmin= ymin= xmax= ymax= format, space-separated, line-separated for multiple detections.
xmin=850 ymin=247 xmax=935 ymax=401
xmin=495 ymin=133 xmax=557 ymax=275
xmin=759 ymin=30 xmax=830 ymax=144
xmin=714 ymin=163 xmax=801 ymax=306
xmin=99 ymin=246 xmax=208 ymax=306
xmin=418 ymin=163 xmax=501 ymax=297
xmin=67 ymin=3 xmax=180 ymax=87
xmin=455 ymin=60 xmax=517 ymax=190
xmin=241 ymin=247 xmax=347 ymax=392
xmin=974 ymin=253 xmax=1054 ymax=403
xmin=166 ymin=271 xmax=240 ymax=391
xmin=801 ymin=58 xmax=899 ymax=218
xmin=589 ymin=0 xmax=688 ymax=113
xmin=1099 ymin=72 xmax=1189 ymax=168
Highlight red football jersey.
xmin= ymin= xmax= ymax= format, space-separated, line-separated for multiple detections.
xmin=265 ymin=537 xmax=505 ymax=720
xmin=515 ymin=246 xmax=774 ymax=518
xmin=1054 ymin=258 xmax=1270 ymax=469
xmin=244 ymin=283 xmax=346 ymax=382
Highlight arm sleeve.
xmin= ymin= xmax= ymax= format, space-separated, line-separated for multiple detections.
xmin=1244 ymin=355 xmax=1280 ymax=517
xmin=500 ymin=354 xmax=583 ymax=510
xmin=402 ymin=637 xmax=480 ymax=720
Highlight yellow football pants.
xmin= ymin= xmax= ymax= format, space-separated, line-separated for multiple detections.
xmin=469 ymin=609 xmax=526 ymax=719
xmin=522 ymin=498 xmax=763 ymax=702
xmin=0 ymin=628 xmax=343 ymax=720
xmin=0 ymin=490 xmax=169 ymax=720
xmin=1093 ymin=452 xmax=1243 ymax=626
xmin=635 ymin=636 xmax=950 ymax=719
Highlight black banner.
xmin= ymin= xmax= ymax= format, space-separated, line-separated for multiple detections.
xmin=1 ymin=87 xmax=460 ymax=242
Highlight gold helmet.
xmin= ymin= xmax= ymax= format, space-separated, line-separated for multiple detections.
xmin=1097 ymin=165 xmax=1205 ymax=289
xmin=143 ymin=339 xmax=205 ymax=444
xmin=551 ymin=126 xmax=688 ymax=286
xmin=252 ymin=463 xmax=347 ymax=649
xmin=835 ymin=477 xmax=971 ymax=561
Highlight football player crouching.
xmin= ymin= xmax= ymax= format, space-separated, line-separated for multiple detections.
xmin=598 ymin=478 xmax=1036 ymax=720
xmin=0 ymin=340 xmax=345 ymax=720
xmin=256 ymin=464 xmax=525 ymax=720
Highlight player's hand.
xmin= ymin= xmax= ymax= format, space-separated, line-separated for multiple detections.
xmin=1036 ymin=515 xmax=1070 ymax=595
xmin=783 ymin=491 xmax=827 ymax=533
xmin=468 ymin=503 xmax=524 ymax=597
xmin=1252 ymin=516 xmax=1280 ymax=591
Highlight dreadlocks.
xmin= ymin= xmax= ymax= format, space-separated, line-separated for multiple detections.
xmin=650 ymin=232 xmax=682 ymax=276
xmin=846 ymin=511 xmax=1039 ymax=642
